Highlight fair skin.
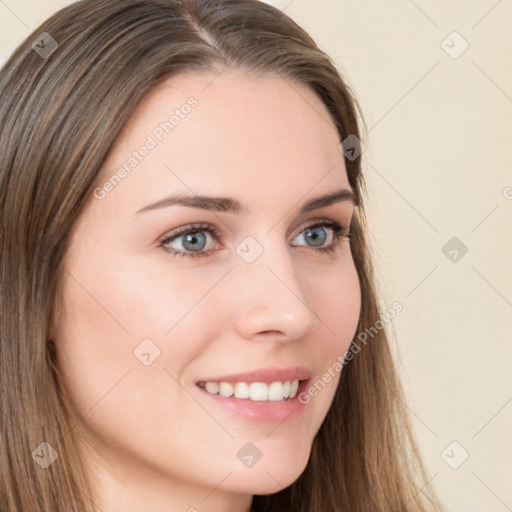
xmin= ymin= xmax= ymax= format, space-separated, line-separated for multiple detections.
xmin=51 ymin=69 xmax=361 ymax=512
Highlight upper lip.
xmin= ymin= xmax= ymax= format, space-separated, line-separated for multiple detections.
xmin=197 ymin=367 xmax=312 ymax=384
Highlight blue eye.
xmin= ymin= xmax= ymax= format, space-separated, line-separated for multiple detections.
xmin=160 ymin=220 xmax=351 ymax=259
xmin=291 ymin=220 xmax=351 ymax=255
xmin=293 ymin=224 xmax=330 ymax=248
xmin=175 ymin=231 xmax=207 ymax=251
xmin=160 ymin=223 xmax=219 ymax=258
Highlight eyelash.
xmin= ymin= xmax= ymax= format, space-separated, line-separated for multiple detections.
xmin=159 ymin=220 xmax=352 ymax=259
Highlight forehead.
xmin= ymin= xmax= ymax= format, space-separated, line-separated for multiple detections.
xmin=98 ymin=69 xmax=350 ymax=209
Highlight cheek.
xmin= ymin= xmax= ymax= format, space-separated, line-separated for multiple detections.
xmin=301 ymin=260 xmax=361 ymax=418
xmin=53 ymin=253 xmax=221 ymax=391
xmin=52 ymin=255 xmax=214 ymax=452
xmin=315 ymin=258 xmax=361 ymax=351
xmin=53 ymin=269 xmax=136 ymax=415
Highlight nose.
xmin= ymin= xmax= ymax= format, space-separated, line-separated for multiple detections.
xmin=229 ymin=237 xmax=323 ymax=343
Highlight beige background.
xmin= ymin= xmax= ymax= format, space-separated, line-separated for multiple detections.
xmin=1 ymin=1 xmax=511 ymax=510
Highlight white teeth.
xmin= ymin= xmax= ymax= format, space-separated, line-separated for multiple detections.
xmin=199 ymin=379 xmax=301 ymax=402
xmin=234 ymin=382 xmax=250 ymax=399
xmin=282 ymin=380 xmax=290 ymax=398
xmin=250 ymin=382 xmax=268 ymax=401
xmin=218 ymin=382 xmax=234 ymax=398
xmin=205 ymin=382 xmax=219 ymax=394
xmin=289 ymin=379 xmax=299 ymax=398
xmin=268 ymin=381 xmax=283 ymax=401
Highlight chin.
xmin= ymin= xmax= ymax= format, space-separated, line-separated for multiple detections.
xmin=226 ymin=449 xmax=310 ymax=495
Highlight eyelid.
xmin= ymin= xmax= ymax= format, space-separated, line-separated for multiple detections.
xmin=292 ymin=217 xmax=341 ymax=237
xmin=159 ymin=222 xmax=220 ymax=241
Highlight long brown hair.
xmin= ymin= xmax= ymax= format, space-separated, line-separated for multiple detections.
xmin=0 ymin=1 xmax=444 ymax=510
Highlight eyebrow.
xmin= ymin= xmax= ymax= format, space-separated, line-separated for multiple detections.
xmin=136 ymin=188 xmax=356 ymax=216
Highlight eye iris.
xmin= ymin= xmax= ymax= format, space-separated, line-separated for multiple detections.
xmin=305 ymin=226 xmax=326 ymax=246
xmin=182 ymin=232 xmax=206 ymax=251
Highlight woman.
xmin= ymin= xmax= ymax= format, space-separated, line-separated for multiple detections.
xmin=0 ymin=1 xmax=445 ymax=511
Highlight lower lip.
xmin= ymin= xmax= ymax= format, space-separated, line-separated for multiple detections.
xmin=196 ymin=380 xmax=310 ymax=424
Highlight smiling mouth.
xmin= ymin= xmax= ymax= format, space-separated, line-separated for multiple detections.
xmin=197 ymin=379 xmax=304 ymax=402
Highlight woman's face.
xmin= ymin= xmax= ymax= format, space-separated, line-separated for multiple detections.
xmin=52 ymin=69 xmax=361 ymax=510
